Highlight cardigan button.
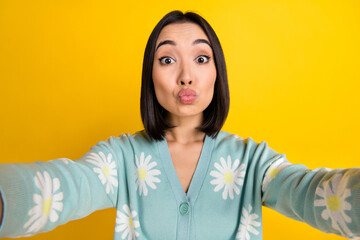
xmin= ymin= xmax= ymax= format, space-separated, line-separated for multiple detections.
xmin=179 ymin=202 xmax=190 ymax=215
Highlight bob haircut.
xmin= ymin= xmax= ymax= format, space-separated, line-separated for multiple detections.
xmin=141 ymin=10 xmax=230 ymax=141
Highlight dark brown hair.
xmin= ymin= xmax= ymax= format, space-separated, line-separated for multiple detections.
xmin=141 ymin=10 xmax=229 ymax=141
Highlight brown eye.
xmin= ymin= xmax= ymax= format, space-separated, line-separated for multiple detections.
xmin=195 ymin=55 xmax=210 ymax=64
xmin=159 ymin=57 xmax=175 ymax=65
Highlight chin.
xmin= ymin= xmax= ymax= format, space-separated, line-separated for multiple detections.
xmin=174 ymin=109 xmax=204 ymax=118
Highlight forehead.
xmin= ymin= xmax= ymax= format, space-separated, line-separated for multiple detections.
xmin=156 ymin=22 xmax=209 ymax=44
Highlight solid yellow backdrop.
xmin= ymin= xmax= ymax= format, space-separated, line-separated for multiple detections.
xmin=0 ymin=0 xmax=359 ymax=239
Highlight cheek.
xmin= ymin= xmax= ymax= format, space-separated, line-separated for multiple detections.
xmin=203 ymin=67 xmax=217 ymax=105
xmin=152 ymin=69 xmax=173 ymax=105
xmin=153 ymin=67 xmax=165 ymax=93
xmin=205 ymin=84 xmax=215 ymax=104
xmin=204 ymin=66 xmax=217 ymax=94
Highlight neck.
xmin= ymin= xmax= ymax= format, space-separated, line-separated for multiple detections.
xmin=165 ymin=114 xmax=205 ymax=144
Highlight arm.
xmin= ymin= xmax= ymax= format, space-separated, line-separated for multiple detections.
xmin=261 ymin=158 xmax=360 ymax=239
xmin=0 ymin=136 xmax=124 ymax=238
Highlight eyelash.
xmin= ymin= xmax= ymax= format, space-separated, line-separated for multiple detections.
xmin=158 ymin=55 xmax=211 ymax=65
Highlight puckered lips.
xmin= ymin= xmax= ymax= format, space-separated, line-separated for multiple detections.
xmin=178 ymin=88 xmax=197 ymax=104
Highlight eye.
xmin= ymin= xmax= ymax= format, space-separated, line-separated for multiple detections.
xmin=195 ymin=55 xmax=210 ymax=64
xmin=159 ymin=56 xmax=175 ymax=65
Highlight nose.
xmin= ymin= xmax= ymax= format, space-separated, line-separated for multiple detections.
xmin=178 ymin=61 xmax=193 ymax=86
xmin=180 ymin=79 xmax=192 ymax=85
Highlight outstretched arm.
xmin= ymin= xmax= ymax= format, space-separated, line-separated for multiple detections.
xmin=0 ymin=135 xmax=124 ymax=238
xmin=262 ymin=157 xmax=360 ymax=239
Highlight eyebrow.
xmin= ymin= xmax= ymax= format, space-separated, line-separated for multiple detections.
xmin=155 ymin=38 xmax=212 ymax=52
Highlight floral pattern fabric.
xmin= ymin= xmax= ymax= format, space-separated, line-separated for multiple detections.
xmin=314 ymin=173 xmax=356 ymax=239
xmin=134 ymin=152 xmax=161 ymax=196
xmin=236 ymin=204 xmax=261 ymax=240
xmin=115 ymin=204 xmax=140 ymax=240
xmin=210 ymin=155 xmax=246 ymax=200
xmin=0 ymin=131 xmax=359 ymax=240
xmin=24 ymin=171 xmax=63 ymax=233
xmin=86 ymin=151 xmax=118 ymax=194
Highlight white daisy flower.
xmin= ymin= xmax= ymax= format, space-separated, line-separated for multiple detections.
xmin=115 ymin=204 xmax=140 ymax=240
xmin=86 ymin=151 xmax=118 ymax=194
xmin=24 ymin=171 xmax=63 ymax=233
xmin=262 ymin=157 xmax=290 ymax=192
xmin=210 ymin=155 xmax=246 ymax=200
xmin=314 ymin=173 xmax=356 ymax=239
xmin=236 ymin=204 xmax=261 ymax=240
xmin=135 ymin=152 xmax=161 ymax=196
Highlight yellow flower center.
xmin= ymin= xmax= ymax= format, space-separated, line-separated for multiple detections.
xmin=102 ymin=165 xmax=109 ymax=178
xmin=269 ymin=168 xmax=280 ymax=178
xmin=42 ymin=198 xmax=52 ymax=215
xmin=223 ymin=172 xmax=233 ymax=184
xmin=138 ymin=168 xmax=147 ymax=180
xmin=326 ymin=195 xmax=341 ymax=211
xmin=129 ymin=217 xmax=134 ymax=228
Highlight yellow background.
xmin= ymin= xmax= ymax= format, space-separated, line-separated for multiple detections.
xmin=0 ymin=0 xmax=359 ymax=239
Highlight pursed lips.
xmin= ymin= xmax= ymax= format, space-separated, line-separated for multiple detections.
xmin=178 ymin=89 xmax=197 ymax=104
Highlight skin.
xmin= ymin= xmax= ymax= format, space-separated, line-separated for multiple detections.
xmin=152 ymin=22 xmax=217 ymax=192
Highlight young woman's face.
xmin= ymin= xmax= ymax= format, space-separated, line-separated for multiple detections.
xmin=152 ymin=22 xmax=217 ymax=120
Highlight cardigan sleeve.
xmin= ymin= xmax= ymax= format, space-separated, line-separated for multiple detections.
xmin=0 ymin=136 xmax=124 ymax=238
xmin=261 ymin=157 xmax=360 ymax=239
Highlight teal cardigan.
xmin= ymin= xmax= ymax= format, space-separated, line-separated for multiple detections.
xmin=0 ymin=130 xmax=359 ymax=239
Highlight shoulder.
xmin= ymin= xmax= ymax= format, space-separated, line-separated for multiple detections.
xmin=215 ymin=130 xmax=244 ymax=142
xmin=116 ymin=130 xmax=152 ymax=143
xmin=213 ymin=130 xmax=272 ymax=153
xmin=215 ymin=130 xmax=257 ymax=145
xmin=89 ymin=130 xmax=153 ymax=153
xmin=116 ymin=130 xmax=158 ymax=153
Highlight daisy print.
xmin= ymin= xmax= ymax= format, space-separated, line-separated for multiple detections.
xmin=236 ymin=204 xmax=261 ymax=240
xmin=135 ymin=152 xmax=161 ymax=196
xmin=314 ymin=173 xmax=357 ymax=239
xmin=210 ymin=155 xmax=246 ymax=200
xmin=24 ymin=171 xmax=63 ymax=233
xmin=262 ymin=157 xmax=291 ymax=192
xmin=115 ymin=204 xmax=140 ymax=240
xmin=86 ymin=151 xmax=118 ymax=194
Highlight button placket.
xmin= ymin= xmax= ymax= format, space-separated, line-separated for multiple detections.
xmin=179 ymin=202 xmax=190 ymax=215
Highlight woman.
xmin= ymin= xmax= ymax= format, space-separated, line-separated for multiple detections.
xmin=0 ymin=10 xmax=359 ymax=240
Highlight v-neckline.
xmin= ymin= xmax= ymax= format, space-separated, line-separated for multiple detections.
xmin=157 ymin=134 xmax=215 ymax=205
